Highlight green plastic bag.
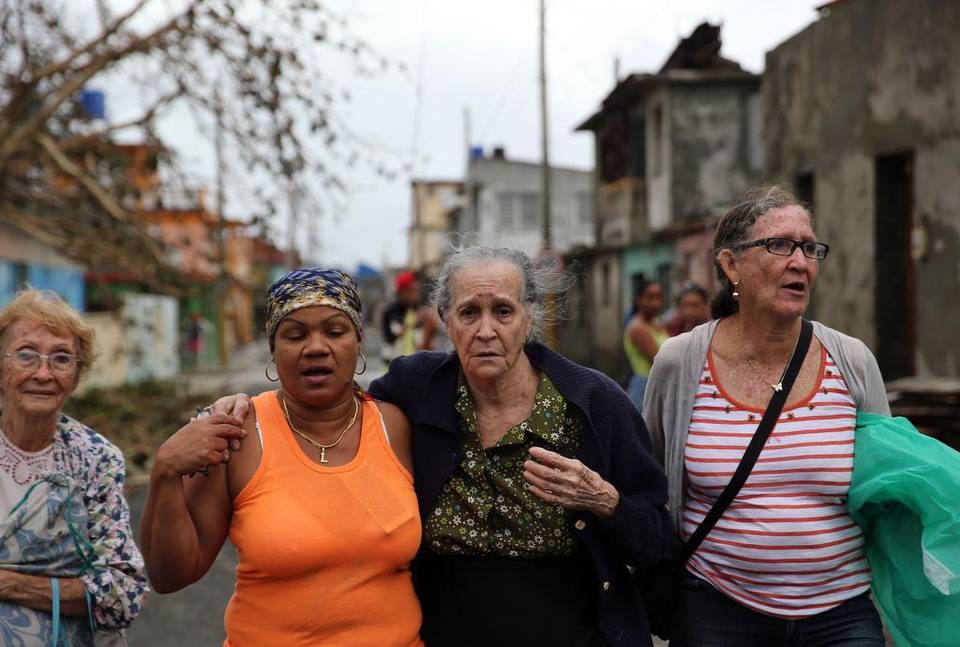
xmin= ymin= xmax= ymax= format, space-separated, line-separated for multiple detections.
xmin=849 ymin=413 xmax=960 ymax=647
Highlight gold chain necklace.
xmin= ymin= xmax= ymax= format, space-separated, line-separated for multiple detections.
xmin=279 ymin=394 xmax=360 ymax=464
xmin=735 ymin=318 xmax=801 ymax=393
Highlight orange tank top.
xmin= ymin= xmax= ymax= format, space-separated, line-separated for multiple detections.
xmin=225 ymin=391 xmax=423 ymax=647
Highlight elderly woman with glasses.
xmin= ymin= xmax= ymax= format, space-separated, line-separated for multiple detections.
xmin=0 ymin=289 xmax=147 ymax=645
xmin=643 ymin=185 xmax=890 ymax=646
xmin=211 ymin=247 xmax=673 ymax=646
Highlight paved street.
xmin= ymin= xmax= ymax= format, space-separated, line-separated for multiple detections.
xmin=127 ymin=489 xmax=235 ymax=646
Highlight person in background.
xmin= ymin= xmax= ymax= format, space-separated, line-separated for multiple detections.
xmin=382 ymin=270 xmax=425 ymax=360
xmin=644 ymin=185 xmax=888 ymax=646
xmin=623 ymin=280 xmax=669 ymax=410
xmin=185 ymin=311 xmax=210 ymax=369
xmin=666 ymin=282 xmax=711 ymax=336
xmin=139 ymin=268 xmax=421 ymax=646
xmin=0 ymin=289 xmax=147 ymax=645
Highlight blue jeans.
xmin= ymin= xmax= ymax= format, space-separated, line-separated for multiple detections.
xmin=627 ymin=374 xmax=648 ymax=411
xmin=670 ymin=571 xmax=886 ymax=647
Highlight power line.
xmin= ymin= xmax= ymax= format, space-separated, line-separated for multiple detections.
xmin=409 ymin=0 xmax=428 ymax=176
xmin=551 ymin=34 xmax=605 ymax=89
xmin=479 ymin=42 xmax=532 ymax=143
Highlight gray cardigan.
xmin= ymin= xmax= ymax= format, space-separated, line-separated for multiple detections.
xmin=642 ymin=319 xmax=891 ymax=532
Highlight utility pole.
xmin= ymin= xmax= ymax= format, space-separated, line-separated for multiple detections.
xmin=214 ymin=86 xmax=229 ymax=368
xmin=539 ymin=0 xmax=552 ymax=252
xmin=463 ymin=106 xmax=475 ymax=235
xmin=539 ymin=0 xmax=557 ymax=348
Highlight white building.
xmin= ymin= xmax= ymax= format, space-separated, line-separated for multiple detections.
xmin=462 ymin=148 xmax=594 ymax=257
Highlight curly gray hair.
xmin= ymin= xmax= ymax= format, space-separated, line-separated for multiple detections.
xmin=430 ymin=242 xmax=575 ymax=342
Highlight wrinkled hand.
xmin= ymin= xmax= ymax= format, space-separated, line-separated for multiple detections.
xmin=153 ymin=414 xmax=246 ymax=479
xmin=203 ymin=393 xmax=252 ymax=421
xmin=523 ymin=446 xmax=620 ymax=520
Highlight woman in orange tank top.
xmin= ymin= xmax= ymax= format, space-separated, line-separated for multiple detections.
xmin=139 ymin=268 xmax=422 ymax=646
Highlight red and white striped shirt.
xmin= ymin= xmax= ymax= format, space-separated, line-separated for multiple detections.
xmin=682 ymin=348 xmax=871 ymax=618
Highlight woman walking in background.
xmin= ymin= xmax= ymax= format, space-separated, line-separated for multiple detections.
xmin=667 ymin=282 xmax=711 ymax=336
xmin=624 ymin=280 xmax=669 ymax=410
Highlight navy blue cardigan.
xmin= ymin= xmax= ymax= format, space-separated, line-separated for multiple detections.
xmin=369 ymin=342 xmax=672 ymax=645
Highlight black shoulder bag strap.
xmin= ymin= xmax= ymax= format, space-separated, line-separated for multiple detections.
xmin=678 ymin=318 xmax=813 ymax=564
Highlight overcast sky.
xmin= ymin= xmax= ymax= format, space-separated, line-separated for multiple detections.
xmin=136 ymin=0 xmax=826 ymax=271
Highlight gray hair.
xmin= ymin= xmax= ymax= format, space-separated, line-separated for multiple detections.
xmin=430 ymin=240 xmax=575 ymax=342
xmin=711 ymin=184 xmax=812 ymax=318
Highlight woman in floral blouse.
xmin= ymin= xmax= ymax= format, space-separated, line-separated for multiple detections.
xmin=0 ymin=289 xmax=147 ymax=646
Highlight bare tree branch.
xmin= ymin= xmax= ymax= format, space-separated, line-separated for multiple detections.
xmin=59 ymin=86 xmax=186 ymax=151
xmin=1 ymin=0 xmax=405 ymax=279
xmin=30 ymin=0 xmax=157 ymax=82
xmin=36 ymin=134 xmax=171 ymax=270
xmin=0 ymin=6 xmax=189 ymax=164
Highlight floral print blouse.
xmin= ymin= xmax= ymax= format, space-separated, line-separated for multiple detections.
xmin=3 ymin=412 xmax=148 ymax=629
xmin=425 ymin=373 xmax=582 ymax=558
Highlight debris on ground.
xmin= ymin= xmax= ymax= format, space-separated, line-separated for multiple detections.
xmin=887 ymin=377 xmax=960 ymax=450
xmin=65 ymin=380 xmax=217 ymax=486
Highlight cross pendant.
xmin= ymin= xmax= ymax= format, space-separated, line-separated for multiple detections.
xmin=772 ymin=382 xmax=783 ymax=392
xmin=319 ymin=447 xmax=329 ymax=464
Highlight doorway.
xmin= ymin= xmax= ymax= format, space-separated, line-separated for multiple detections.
xmin=874 ymin=151 xmax=915 ymax=380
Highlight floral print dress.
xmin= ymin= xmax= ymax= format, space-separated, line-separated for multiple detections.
xmin=0 ymin=412 xmax=147 ymax=644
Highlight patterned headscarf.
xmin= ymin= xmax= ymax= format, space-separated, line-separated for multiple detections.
xmin=265 ymin=267 xmax=363 ymax=340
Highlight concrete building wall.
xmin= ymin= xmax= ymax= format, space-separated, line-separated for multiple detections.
xmin=0 ymin=222 xmax=81 ymax=268
xmin=468 ymin=157 xmax=594 ymax=257
xmin=557 ymin=250 xmax=628 ymax=379
xmin=914 ymin=140 xmax=960 ymax=377
xmin=81 ymin=293 xmax=180 ymax=391
xmin=588 ymin=251 xmax=626 ymax=377
xmin=763 ymin=0 xmax=960 ymax=377
xmin=409 ymin=181 xmax=463 ymax=272
xmin=596 ymin=177 xmax=645 ymax=247
xmin=670 ymin=84 xmax=762 ymax=222
xmin=674 ymin=227 xmax=719 ymax=294
xmin=646 ymin=88 xmax=673 ymax=231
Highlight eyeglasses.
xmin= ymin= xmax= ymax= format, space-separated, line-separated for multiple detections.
xmin=1 ymin=350 xmax=79 ymax=374
xmin=731 ymin=237 xmax=830 ymax=261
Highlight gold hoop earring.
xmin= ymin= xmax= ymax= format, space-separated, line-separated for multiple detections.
xmin=732 ymin=281 xmax=741 ymax=300
xmin=265 ymin=358 xmax=279 ymax=382
xmin=354 ymin=351 xmax=367 ymax=376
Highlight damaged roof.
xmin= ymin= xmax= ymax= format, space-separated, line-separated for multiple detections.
xmin=576 ymin=22 xmax=758 ymax=132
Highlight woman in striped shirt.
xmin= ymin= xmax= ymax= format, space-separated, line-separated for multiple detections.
xmin=644 ymin=185 xmax=889 ymax=646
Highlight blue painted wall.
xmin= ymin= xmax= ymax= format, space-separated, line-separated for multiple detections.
xmin=621 ymin=242 xmax=674 ymax=319
xmin=0 ymin=263 xmax=13 ymax=306
xmin=0 ymin=261 xmax=85 ymax=311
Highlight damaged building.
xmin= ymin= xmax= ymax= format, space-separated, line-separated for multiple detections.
xmin=564 ymin=23 xmax=762 ymax=378
xmin=764 ymin=0 xmax=960 ymax=380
